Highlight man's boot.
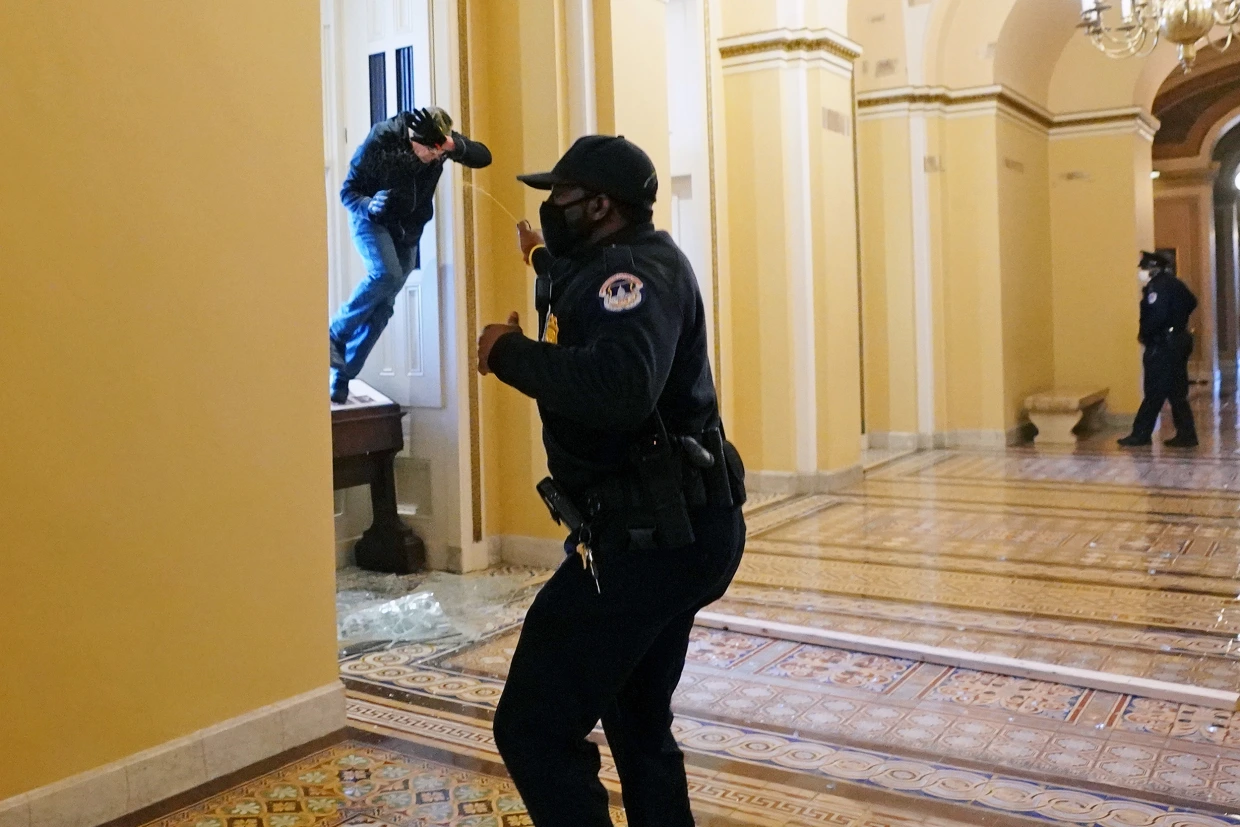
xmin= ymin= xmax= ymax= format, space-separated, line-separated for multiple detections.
xmin=1117 ymin=434 xmax=1152 ymax=447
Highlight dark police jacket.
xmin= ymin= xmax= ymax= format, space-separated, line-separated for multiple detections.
xmin=1139 ymin=272 xmax=1197 ymax=348
xmin=340 ymin=111 xmax=492 ymax=247
xmin=488 ymin=223 xmax=721 ymax=493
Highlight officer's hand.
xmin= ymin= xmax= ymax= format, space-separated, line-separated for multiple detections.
xmin=367 ymin=190 xmax=392 ymax=219
xmin=478 ymin=312 xmax=522 ymax=376
xmin=517 ymin=220 xmax=544 ymax=264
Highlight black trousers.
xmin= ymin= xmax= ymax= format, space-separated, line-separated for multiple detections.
xmin=1130 ymin=340 xmax=1197 ymax=441
xmin=494 ymin=505 xmax=746 ymax=827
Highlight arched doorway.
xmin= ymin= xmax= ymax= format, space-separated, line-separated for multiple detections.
xmin=1150 ymin=46 xmax=1240 ymax=388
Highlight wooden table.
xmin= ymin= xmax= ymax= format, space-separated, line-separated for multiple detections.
xmin=331 ymin=381 xmax=425 ymax=574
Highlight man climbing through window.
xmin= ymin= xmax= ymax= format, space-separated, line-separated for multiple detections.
xmin=330 ymin=106 xmax=491 ymax=403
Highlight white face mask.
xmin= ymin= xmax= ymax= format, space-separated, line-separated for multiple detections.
xmin=1137 ymin=269 xmax=1152 ymax=286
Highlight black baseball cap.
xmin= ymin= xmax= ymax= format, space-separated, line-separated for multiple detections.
xmin=1140 ymin=250 xmax=1173 ymax=270
xmin=517 ymin=134 xmax=658 ymax=209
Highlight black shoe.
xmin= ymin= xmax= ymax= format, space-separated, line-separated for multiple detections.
xmin=331 ymin=383 xmax=349 ymax=405
xmin=1164 ymin=435 xmax=1198 ymax=448
xmin=1117 ymin=434 xmax=1152 ymax=447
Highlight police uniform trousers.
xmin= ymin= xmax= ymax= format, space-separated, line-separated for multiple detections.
xmin=1131 ymin=335 xmax=1197 ymax=441
xmin=494 ymin=505 xmax=746 ymax=827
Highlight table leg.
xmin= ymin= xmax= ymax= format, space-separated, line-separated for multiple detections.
xmin=354 ymin=450 xmax=426 ymax=574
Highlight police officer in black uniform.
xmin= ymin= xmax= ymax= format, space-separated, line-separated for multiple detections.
xmin=476 ymin=135 xmax=747 ymax=827
xmin=1118 ymin=250 xmax=1199 ymax=448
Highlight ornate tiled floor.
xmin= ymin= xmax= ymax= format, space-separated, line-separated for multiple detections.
xmin=122 ymin=394 xmax=1240 ymax=826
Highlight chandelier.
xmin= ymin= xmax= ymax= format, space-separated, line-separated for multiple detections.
xmin=1079 ymin=0 xmax=1240 ymax=68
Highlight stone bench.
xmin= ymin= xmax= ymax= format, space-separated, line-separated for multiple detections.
xmin=1024 ymin=388 xmax=1109 ymax=444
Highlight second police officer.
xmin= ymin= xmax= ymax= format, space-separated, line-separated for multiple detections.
xmin=476 ymin=135 xmax=747 ymax=827
xmin=1118 ymin=250 xmax=1199 ymax=449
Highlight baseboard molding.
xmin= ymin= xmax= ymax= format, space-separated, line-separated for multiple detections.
xmin=1103 ymin=411 xmax=1135 ymax=429
xmin=864 ymin=431 xmax=920 ymax=451
xmin=945 ymin=426 xmax=1030 ymax=448
xmin=746 ymin=464 xmax=864 ymax=495
xmin=500 ymin=535 xmax=564 ymax=569
xmin=334 ymin=537 xmax=356 ymax=569
xmin=866 ymin=427 xmax=1033 ymax=451
xmin=0 ymin=682 xmax=346 ymax=827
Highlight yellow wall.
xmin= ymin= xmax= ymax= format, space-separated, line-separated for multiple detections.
xmin=941 ymin=116 xmax=1006 ymax=430
xmin=996 ymin=118 xmax=1055 ymax=426
xmin=0 ymin=0 xmax=337 ymax=797
xmin=723 ymin=68 xmax=797 ymax=471
xmin=850 ymin=0 xmax=910 ymax=94
xmin=720 ymin=0 xmax=847 ymax=37
xmin=1049 ymin=134 xmax=1151 ymax=413
xmin=857 ymin=117 xmax=918 ymax=434
xmin=471 ymin=0 xmax=562 ymax=541
xmin=720 ymin=43 xmax=862 ymax=472
xmin=811 ymin=69 xmax=863 ymax=469
xmin=597 ymin=0 xmax=672 ymax=231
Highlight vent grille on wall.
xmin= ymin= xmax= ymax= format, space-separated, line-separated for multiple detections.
xmin=824 ymin=108 xmax=850 ymax=136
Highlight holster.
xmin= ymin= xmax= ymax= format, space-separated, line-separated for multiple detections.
xmin=536 ymin=477 xmax=585 ymax=535
xmin=630 ymin=415 xmax=696 ymax=550
xmin=573 ymin=423 xmax=748 ymax=553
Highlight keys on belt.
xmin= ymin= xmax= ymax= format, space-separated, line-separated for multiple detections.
xmin=537 ymin=476 xmax=601 ymax=595
xmin=575 ymin=529 xmax=601 ymax=594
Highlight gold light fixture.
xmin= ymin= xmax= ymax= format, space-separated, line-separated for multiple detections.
xmin=1079 ymin=0 xmax=1240 ymax=68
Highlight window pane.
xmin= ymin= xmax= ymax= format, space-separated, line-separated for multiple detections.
xmin=368 ymin=52 xmax=387 ymax=125
xmin=396 ymin=46 xmax=414 ymax=113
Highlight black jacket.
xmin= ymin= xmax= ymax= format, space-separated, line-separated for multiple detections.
xmin=489 ymin=224 xmax=721 ymax=492
xmin=1139 ymin=272 xmax=1197 ymax=346
xmin=340 ymin=111 xmax=492 ymax=246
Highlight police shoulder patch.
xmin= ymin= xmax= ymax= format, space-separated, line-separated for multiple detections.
xmin=599 ymin=272 xmax=644 ymax=313
xmin=1148 ymin=291 xmax=1158 ymax=304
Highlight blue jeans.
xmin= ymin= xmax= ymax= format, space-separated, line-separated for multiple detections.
xmin=329 ymin=216 xmax=418 ymax=390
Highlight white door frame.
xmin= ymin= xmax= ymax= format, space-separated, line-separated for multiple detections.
xmin=323 ymin=0 xmax=473 ymax=570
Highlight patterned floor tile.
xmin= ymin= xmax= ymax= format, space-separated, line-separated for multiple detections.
xmin=334 ymin=393 xmax=1240 ymax=825
xmin=348 ymin=696 xmax=1239 ymax=827
xmin=873 ymin=451 xmax=1240 ymax=495
xmin=758 ymin=645 xmax=918 ymax=693
xmin=685 ymin=627 xmax=781 ymax=669
xmin=130 ymin=739 xmax=602 ymax=827
xmin=920 ymin=670 xmax=1090 ymax=721
xmin=732 ymin=547 xmax=1240 ymax=634
xmin=1117 ymin=697 xmax=1240 ymax=745
xmin=341 ymin=629 xmax=1240 ymax=808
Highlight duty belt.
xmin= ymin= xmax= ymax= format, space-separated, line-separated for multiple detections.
xmin=538 ymin=427 xmax=745 ymax=553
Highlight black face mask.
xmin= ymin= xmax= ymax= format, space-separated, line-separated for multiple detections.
xmin=539 ymin=195 xmax=592 ymax=257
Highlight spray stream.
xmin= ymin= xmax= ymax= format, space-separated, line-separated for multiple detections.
xmin=462 ymin=181 xmax=523 ymax=226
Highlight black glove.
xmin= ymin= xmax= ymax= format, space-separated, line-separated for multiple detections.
xmin=409 ymin=107 xmax=451 ymax=147
xmin=367 ymin=189 xmax=392 ymax=219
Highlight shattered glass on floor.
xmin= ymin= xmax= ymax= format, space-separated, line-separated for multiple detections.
xmin=335 ymin=566 xmax=548 ymax=655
